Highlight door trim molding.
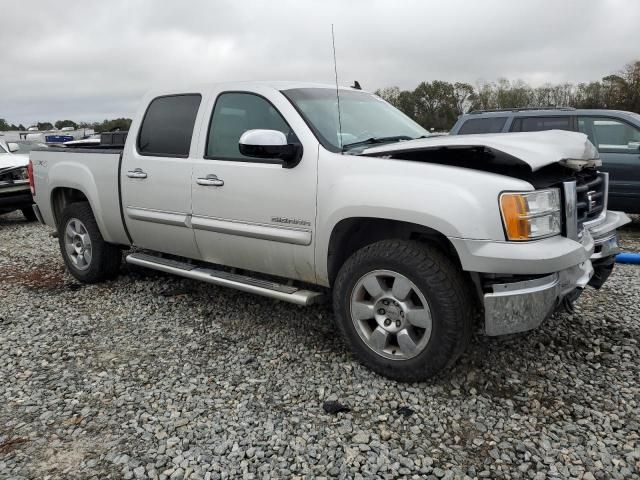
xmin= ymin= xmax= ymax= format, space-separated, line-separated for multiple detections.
xmin=125 ymin=206 xmax=190 ymax=228
xmin=191 ymin=215 xmax=312 ymax=246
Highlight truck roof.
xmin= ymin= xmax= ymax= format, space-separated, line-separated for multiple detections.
xmin=144 ymin=81 xmax=367 ymax=98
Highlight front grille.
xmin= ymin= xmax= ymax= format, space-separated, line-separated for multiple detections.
xmin=575 ymin=170 xmax=606 ymax=226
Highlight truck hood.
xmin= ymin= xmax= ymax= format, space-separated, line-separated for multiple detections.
xmin=0 ymin=153 xmax=29 ymax=171
xmin=362 ymin=130 xmax=601 ymax=172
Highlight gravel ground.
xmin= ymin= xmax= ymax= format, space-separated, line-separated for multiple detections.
xmin=1 ymin=211 xmax=639 ymax=480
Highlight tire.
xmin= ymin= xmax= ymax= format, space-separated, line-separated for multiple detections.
xmin=57 ymin=202 xmax=121 ymax=283
xmin=333 ymin=240 xmax=473 ymax=382
xmin=21 ymin=207 xmax=37 ymax=222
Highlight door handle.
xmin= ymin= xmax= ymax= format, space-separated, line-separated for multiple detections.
xmin=196 ymin=174 xmax=224 ymax=187
xmin=127 ymin=168 xmax=147 ymax=179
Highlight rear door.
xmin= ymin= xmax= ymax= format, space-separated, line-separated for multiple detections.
xmin=578 ymin=116 xmax=640 ymax=212
xmin=190 ymin=88 xmax=319 ymax=283
xmin=120 ymin=93 xmax=204 ymax=258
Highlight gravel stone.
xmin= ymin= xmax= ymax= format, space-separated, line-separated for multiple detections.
xmin=1 ymin=212 xmax=639 ymax=479
xmin=352 ymin=432 xmax=370 ymax=444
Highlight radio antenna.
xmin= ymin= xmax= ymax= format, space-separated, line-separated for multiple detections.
xmin=331 ymin=24 xmax=343 ymax=151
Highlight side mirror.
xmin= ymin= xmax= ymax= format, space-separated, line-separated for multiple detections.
xmin=239 ymin=129 xmax=302 ymax=168
xmin=7 ymin=142 xmax=19 ymax=153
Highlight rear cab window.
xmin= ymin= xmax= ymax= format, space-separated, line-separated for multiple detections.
xmin=138 ymin=94 xmax=202 ymax=157
xmin=457 ymin=117 xmax=507 ymax=134
xmin=510 ymin=116 xmax=574 ymax=132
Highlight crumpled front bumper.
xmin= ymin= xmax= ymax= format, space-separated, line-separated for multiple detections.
xmin=483 ymin=259 xmax=593 ymax=336
xmin=481 ymin=210 xmax=630 ymax=336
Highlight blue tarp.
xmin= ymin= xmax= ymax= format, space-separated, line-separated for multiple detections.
xmin=45 ymin=135 xmax=74 ymax=143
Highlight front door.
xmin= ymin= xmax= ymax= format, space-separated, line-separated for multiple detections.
xmin=190 ymin=90 xmax=318 ymax=283
xmin=578 ymin=116 xmax=640 ymax=212
xmin=121 ymin=93 xmax=203 ymax=258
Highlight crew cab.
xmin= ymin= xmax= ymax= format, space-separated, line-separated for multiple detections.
xmin=30 ymin=82 xmax=629 ymax=381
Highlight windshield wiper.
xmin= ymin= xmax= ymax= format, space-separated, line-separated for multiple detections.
xmin=342 ymin=135 xmax=413 ymax=152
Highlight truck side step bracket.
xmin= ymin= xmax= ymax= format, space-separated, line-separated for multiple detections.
xmin=125 ymin=252 xmax=324 ymax=306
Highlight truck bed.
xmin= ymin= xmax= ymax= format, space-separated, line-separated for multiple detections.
xmin=30 ymin=147 xmax=130 ymax=246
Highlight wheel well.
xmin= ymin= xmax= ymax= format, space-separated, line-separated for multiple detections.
xmin=51 ymin=187 xmax=89 ymax=227
xmin=327 ymin=218 xmax=462 ymax=286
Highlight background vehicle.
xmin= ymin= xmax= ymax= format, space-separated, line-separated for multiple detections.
xmin=450 ymin=108 xmax=640 ymax=213
xmin=0 ymin=139 xmax=35 ymax=221
xmin=30 ymin=82 xmax=629 ymax=381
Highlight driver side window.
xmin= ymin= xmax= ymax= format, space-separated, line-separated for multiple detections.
xmin=206 ymin=92 xmax=294 ymax=161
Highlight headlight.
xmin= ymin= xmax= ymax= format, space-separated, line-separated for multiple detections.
xmin=499 ymin=188 xmax=561 ymax=241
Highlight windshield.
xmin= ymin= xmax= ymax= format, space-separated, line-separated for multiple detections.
xmin=0 ymin=144 xmax=6 ymax=154
xmin=282 ymin=88 xmax=429 ymax=152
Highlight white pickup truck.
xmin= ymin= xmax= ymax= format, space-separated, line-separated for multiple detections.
xmin=30 ymin=82 xmax=629 ymax=381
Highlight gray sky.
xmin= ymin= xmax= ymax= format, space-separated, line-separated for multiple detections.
xmin=2 ymin=0 xmax=638 ymax=126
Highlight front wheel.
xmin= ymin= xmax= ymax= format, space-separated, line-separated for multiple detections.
xmin=333 ymin=240 xmax=473 ymax=382
xmin=58 ymin=202 xmax=121 ymax=283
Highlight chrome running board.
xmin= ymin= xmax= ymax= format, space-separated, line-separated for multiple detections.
xmin=125 ymin=252 xmax=324 ymax=306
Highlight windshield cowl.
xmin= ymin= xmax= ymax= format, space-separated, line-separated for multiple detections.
xmin=342 ymin=135 xmax=433 ymax=154
xmin=341 ymin=135 xmax=412 ymax=152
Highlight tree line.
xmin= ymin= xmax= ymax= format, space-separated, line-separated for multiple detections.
xmin=0 ymin=118 xmax=132 ymax=133
xmin=3 ymin=61 xmax=639 ymax=134
xmin=375 ymin=60 xmax=640 ymax=131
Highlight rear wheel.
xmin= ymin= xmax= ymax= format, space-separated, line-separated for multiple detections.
xmin=333 ymin=240 xmax=473 ymax=382
xmin=58 ymin=202 xmax=121 ymax=283
xmin=21 ymin=207 xmax=37 ymax=222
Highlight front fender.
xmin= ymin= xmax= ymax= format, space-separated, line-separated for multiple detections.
xmin=315 ymin=152 xmax=533 ymax=283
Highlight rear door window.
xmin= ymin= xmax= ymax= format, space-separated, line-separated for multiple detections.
xmin=510 ymin=116 xmax=573 ymax=132
xmin=457 ymin=117 xmax=507 ymax=134
xmin=578 ymin=116 xmax=640 ymax=153
xmin=138 ymin=94 xmax=202 ymax=157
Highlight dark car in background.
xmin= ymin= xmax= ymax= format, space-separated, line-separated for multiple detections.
xmin=450 ymin=108 xmax=640 ymax=214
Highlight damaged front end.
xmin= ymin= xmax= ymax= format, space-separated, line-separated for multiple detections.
xmin=479 ymin=170 xmax=628 ymax=336
xmin=482 ymin=261 xmax=594 ymax=336
xmin=363 ymin=130 xmax=629 ymax=336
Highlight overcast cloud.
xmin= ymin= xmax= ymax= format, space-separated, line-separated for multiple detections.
xmin=1 ymin=0 xmax=639 ymax=126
